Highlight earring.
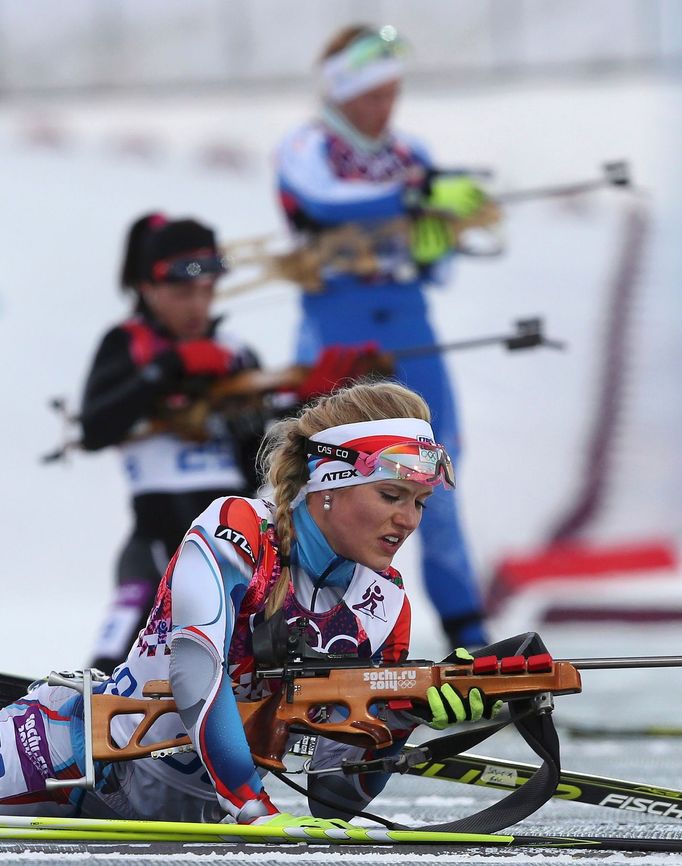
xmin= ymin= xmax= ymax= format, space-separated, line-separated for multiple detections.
xmin=323 ymin=494 xmax=332 ymax=512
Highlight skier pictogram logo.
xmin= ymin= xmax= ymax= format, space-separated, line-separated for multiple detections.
xmin=352 ymin=581 xmax=387 ymax=621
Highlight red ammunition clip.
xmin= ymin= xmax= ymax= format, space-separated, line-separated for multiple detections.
xmin=472 ymin=655 xmax=499 ymax=674
xmin=527 ymin=652 xmax=553 ymax=672
xmin=500 ymin=655 xmax=527 ymax=674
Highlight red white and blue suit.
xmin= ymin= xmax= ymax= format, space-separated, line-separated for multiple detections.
xmin=0 ymin=495 xmax=413 ymax=821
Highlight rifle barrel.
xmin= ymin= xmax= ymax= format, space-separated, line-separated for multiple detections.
xmin=497 ymin=178 xmax=608 ymax=204
xmin=394 ymin=335 xmax=509 ymax=360
xmin=394 ymin=332 xmax=564 ymax=361
xmin=496 ymin=162 xmax=631 ymax=205
xmin=563 ymin=655 xmax=682 ymax=670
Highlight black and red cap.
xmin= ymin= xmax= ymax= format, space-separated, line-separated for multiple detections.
xmin=141 ymin=218 xmax=228 ymax=283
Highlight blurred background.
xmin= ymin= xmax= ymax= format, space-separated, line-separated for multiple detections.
xmin=1 ymin=0 xmax=681 ymax=686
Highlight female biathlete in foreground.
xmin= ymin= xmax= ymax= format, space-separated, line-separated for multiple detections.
xmin=0 ymin=381 xmax=499 ymax=826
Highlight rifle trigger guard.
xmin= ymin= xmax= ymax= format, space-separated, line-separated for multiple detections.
xmin=531 ymin=690 xmax=554 ymax=715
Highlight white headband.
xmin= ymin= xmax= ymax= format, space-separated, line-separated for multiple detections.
xmin=321 ymin=53 xmax=405 ymax=104
xmin=305 ymin=417 xmax=436 ymax=493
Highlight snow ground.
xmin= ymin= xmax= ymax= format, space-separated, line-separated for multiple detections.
xmin=0 ymin=70 xmax=681 ymax=864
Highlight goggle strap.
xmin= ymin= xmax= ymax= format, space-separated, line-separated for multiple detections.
xmin=305 ymin=439 xmax=362 ymax=466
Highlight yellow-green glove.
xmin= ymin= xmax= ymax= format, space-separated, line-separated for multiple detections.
xmin=409 ymin=177 xmax=490 ymax=264
xmin=425 ymin=647 xmax=504 ymax=730
xmin=410 ymin=214 xmax=454 ymax=265
xmin=427 ymin=176 xmax=488 ymax=218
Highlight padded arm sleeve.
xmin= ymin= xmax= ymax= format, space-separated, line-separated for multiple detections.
xmin=276 ymin=126 xmax=410 ymax=225
xmin=169 ymin=527 xmax=266 ymax=818
xmin=80 ymin=328 xmax=172 ymax=449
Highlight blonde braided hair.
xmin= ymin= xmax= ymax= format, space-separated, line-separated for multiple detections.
xmin=258 ymin=380 xmax=430 ymax=618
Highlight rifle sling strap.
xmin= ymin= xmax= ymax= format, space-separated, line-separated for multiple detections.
xmin=338 ymin=699 xmax=557 ymax=834
xmin=311 ymin=632 xmax=562 ymax=834
xmin=414 ymin=698 xmax=560 ymax=833
xmin=416 ymin=631 xmax=561 ymax=833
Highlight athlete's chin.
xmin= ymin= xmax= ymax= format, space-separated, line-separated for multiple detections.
xmin=361 ymin=550 xmax=394 ymax=572
xmin=341 ymin=541 xmax=394 ymax=572
xmin=180 ymin=325 xmax=207 ymax=340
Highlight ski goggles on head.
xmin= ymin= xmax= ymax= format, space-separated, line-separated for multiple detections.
xmin=306 ymin=438 xmax=455 ymax=488
xmin=341 ymin=27 xmax=408 ymax=71
xmin=152 ymin=250 xmax=228 ymax=283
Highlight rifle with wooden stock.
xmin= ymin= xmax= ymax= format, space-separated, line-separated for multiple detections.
xmin=42 ymin=318 xmax=563 ymax=460
xmin=218 ymin=161 xmax=635 ymax=297
xmin=0 ymin=637 xmax=580 ymax=785
xmin=220 ymin=201 xmax=502 ymax=295
xmin=39 ymin=628 xmax=580 ymax=789
xmin=22 ymin=636 xmax=682 ymax=789
xmin=27 ymin=630 xmax=682 ymax=789
xmin=162 ymin=313 xmax=547 ymax=403
xmin=4 ymin=632 xmax=682 ymax=836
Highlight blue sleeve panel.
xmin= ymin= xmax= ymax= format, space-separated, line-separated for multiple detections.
xmin=278 ymin=176 xmax=406 ymax=225
xmin=198 ymin=661 xmax=263 ymax=805
xmin=276 ymin=123 xmax=431 ymax=226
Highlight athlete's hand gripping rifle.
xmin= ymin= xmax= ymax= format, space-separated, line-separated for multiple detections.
xmin=219 ymin=208 xmax=501 ymax=297
xmin=229 ymin=619 xmax=582 ymax=771
xmin=144 ymin=317 xmax=560 ymax=425
xmin=128 ymin=319 xmax=563 ymax=441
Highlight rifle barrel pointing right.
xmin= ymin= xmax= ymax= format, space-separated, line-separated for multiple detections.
xmin=563 ymin=656 xmax=682 ymax=670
